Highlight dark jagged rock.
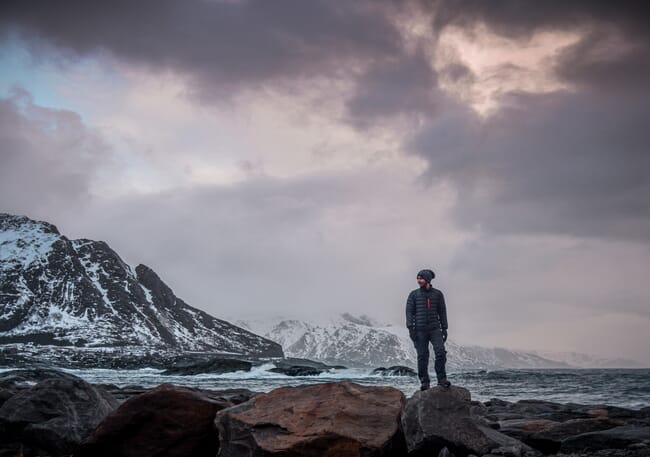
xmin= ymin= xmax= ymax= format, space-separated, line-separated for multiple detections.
xmin=215 ymin=380 xmax=407 ymax=457
xmin=471 ymin=396 xmax=650 ymax=455
xmin=401 ymin=385 xmax=541 ymax=457
xmin=268 ymin=365 xmax=323 ymax=376
xmin=92 ymin=383 xmax=151 ymax=402
xmin=266 ymin=357 xmax=347 ymax=376
xmin=559 ymin=425 xmax=650 ymax=453
xmin=372 ymin=365 xmax=417 ymax=376
xmin=0 ymin=212 xmax=283 ymax=357
xmin=161 ymin=357 xmax=253 ymax=375
xmin=275 ymin=357 xmax=343 ymax=370
xmin=0 ymin=347 xmax=186 ymax=370
xmin=475 ymin=423 xmax=545 ymax=457
xmin=555 ymin=450 xmax=650 ymax=457
xmin=0 ymin=368 xmax=84 ymax=407
xmin=0 ymin=367 xmax=85 ymax=384
xmin=481 ymin=398 xmax=585 ymax=423
xmin=499 ymin=417 xmax=623 ymax=454
xmin=75 ymin=383 xmax=241 ymax=457
xmin=0 ymin=346 xmax=285 ymax=371
xmin=0 ymin=370 xmax=119 ymax=457
xmin=205 ymin=387 xmax=261 ymax=406
xmin=94 ymin=382 xmax=260 ymax=406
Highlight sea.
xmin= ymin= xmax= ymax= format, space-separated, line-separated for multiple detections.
xmin=4 ymin=365 xmax=648 ymax=410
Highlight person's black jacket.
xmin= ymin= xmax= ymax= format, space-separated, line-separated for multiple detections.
xmin=405 ymin=285 xmax=448 ymax=330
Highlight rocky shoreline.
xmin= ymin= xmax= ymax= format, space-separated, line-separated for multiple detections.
xmin=1 ymin=346 xmax=359 ymax=374
xmin=1 ymin=368 xmax=649 ymax=457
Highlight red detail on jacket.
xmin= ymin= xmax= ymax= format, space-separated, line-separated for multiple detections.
xmin=427 ymin=297 xmax=430 ymax=309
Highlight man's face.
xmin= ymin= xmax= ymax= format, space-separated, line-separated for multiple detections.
xmin=417 ymin=276 xmax=427 ymax=287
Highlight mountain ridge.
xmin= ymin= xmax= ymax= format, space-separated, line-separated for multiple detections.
xmin=0 ymin=212 xmax=282 ymax=357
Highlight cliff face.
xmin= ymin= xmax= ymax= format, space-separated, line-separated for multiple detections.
xmin=0 ymin=213 xmax=283 ymax=357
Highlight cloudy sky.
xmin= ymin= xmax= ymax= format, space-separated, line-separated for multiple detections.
xmin=1 ymin=1 xmax=649 ymax=364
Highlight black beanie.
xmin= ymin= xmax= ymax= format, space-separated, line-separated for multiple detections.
xmin=417 ymin=269 xmax=435 ymax=283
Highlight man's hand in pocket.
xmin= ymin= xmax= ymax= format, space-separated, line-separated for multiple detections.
xmin=408 ymin=327 xmax=416 ymax=341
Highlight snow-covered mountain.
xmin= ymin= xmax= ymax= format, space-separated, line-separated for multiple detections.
xmin=0 ymin=213 xmax=282 ymax=357
xmin=229 ymin=313 xmax=575 ymax=369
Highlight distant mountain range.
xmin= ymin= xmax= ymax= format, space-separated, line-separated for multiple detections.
xmin=0 ymin=213 xmax=282 ymax=357
xmin=230 ymin=313 xmax=645 ymax=369
xmin=530 ymin=350 xmax=644 ymax=369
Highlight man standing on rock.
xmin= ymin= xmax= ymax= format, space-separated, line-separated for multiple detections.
xmin=406 ymin=269 xmax=451 ymax=390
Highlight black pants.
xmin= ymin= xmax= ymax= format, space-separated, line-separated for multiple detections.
xmin=412 ymin=327 xmax=447 ymax=384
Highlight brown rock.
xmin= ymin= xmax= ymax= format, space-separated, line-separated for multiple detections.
xmin=587 ymin=408 xmax=609 ymax=418
xmin=494 ymin=418 xmax=559 ymax=448
xmin=215 ymin=380 xmax=407 ymax=457
xmin=498 ymin=418 xmax=559 ymax=432
xmin=75 ymin=383 xmax=232 ymax=457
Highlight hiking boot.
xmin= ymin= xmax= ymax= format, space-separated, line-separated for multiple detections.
xmin=420 ymin=382 xmax=430 ymax=391
xmin=437 ymin=378 xmax=451 ymax=388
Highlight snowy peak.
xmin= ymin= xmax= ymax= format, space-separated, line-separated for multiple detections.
xmin=0 ymin=213 xmax=283 ymax=357
xmin=339 ymin=312 xmax=385 ymax=327
xmin=0 ymin=213 xmax=61 ymax=269
xmin=0 ymin=213 xmax=60 ymax=237
xmin=235 ymin=313 xmax=425 ymax=368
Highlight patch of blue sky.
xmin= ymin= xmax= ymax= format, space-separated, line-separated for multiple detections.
xmin=0 ymin=37 xmax=127 ymax=120
xmin=0 ymin=38 xmax=158 ymax=194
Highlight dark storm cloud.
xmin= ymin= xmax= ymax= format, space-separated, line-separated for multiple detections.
xmin=427 ymin=0 xmax=650 ymax=90
xmin=344 ymin=45 xmax=442 ymax=129
xmin=408 ymin=88 xmax=650 ymax=241
xmin=428 ymin=0 xmax=650 ymax=40
xmin=0 ymin=0 xmax=404 ymax=103
xmin=553 ymin=26 xmax=650 ymax=91
xmin=0 ymin=88 xmax=115 ymax=215
xmin=2 ymin=0 xmax=649 ymax=245
xmin=398 ymin=0 xmax=650 ymax=242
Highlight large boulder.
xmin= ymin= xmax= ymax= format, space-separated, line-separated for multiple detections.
xmin=0 ymin=370 xmax=119 ymax=457
xmin=401 ymin=385 xmax=540 ymax=457
xmin=0 ymin=368 xmax=85 ymax=408
xmin=0 ymin=368 xmax=84 ymax=400
xmin=0 ymin=367 xmax=82 ymax=385
xmin=75 ymin=383 xmax=239 ymax=457
xmin=215 ymin=380 xmax=407 ymax=457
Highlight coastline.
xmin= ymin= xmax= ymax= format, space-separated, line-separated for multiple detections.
xmin=3 ymin=364 xmax=648 ymax=410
